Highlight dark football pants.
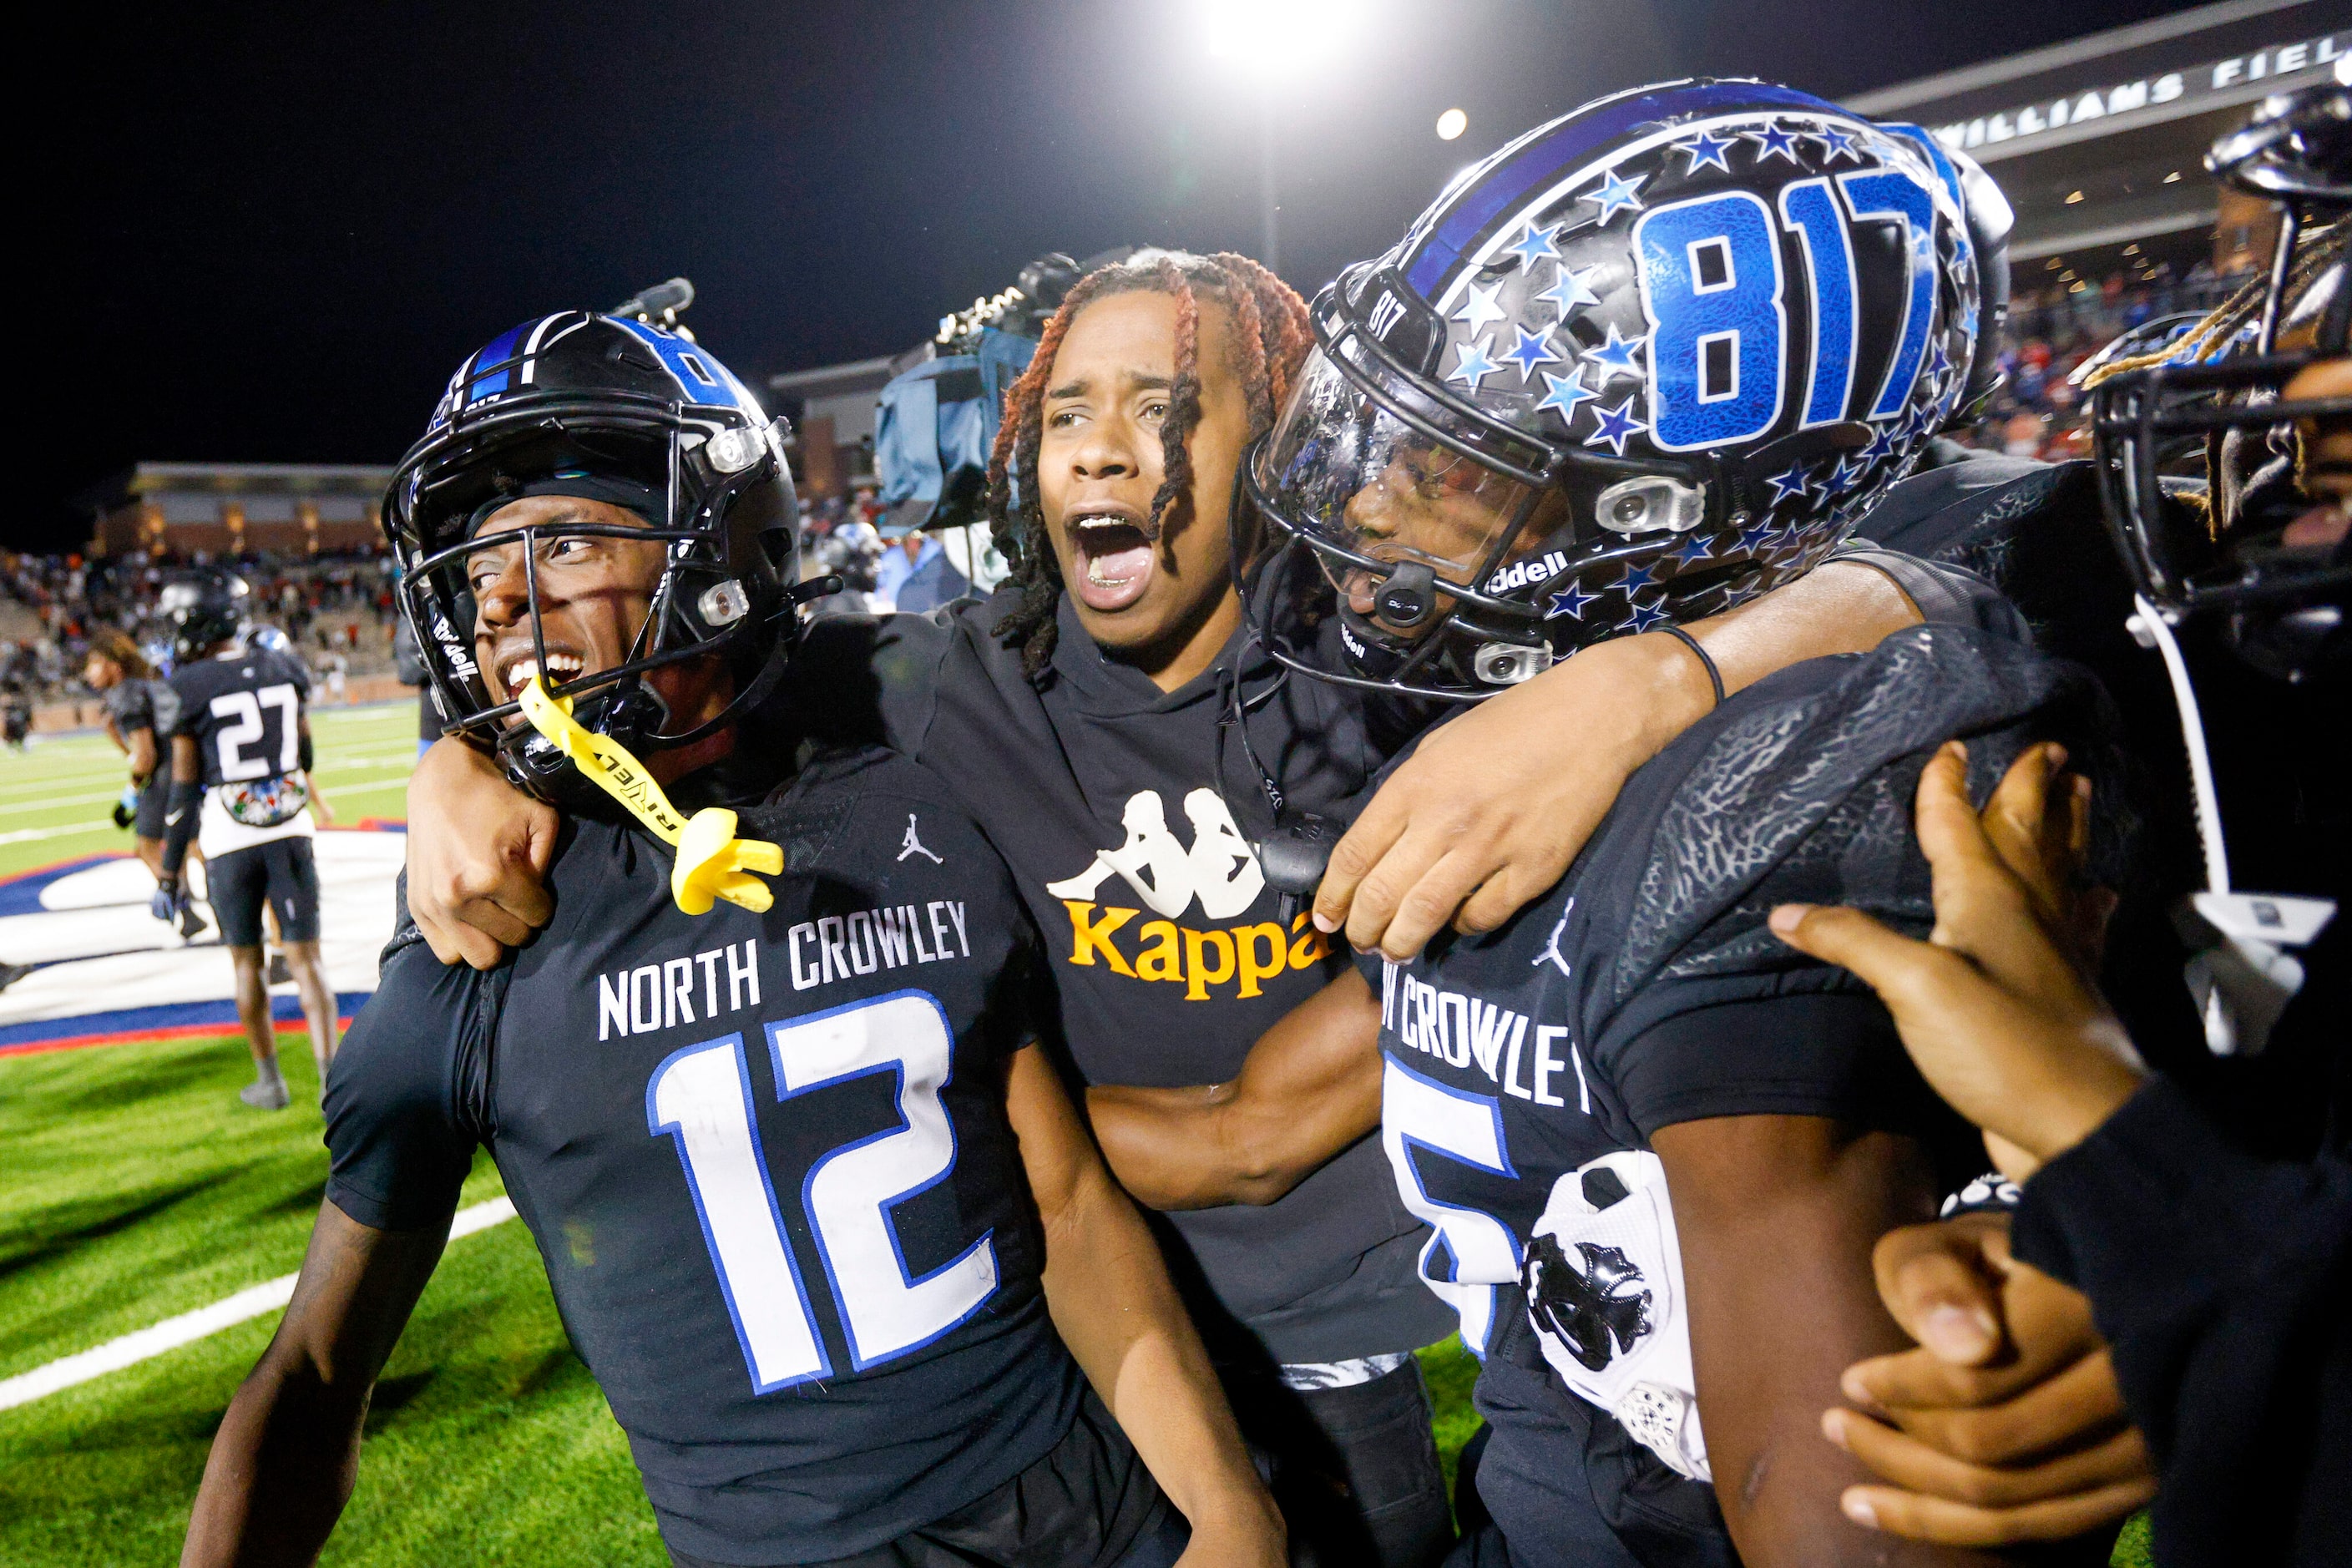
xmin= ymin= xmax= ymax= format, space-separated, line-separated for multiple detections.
xmin=1228 ymin=1359 xmax=1455 ymax=1568
xmin=134 ymin=766 xmax=172 ymax=840
xmin=206 ymin=837 xmax=321 ymax=948
xmin=665 ymin=1390 xmax=1186 ymax=1568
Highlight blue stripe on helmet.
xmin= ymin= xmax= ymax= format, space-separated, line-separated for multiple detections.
xmin=1404 ymin=80 xmax=1847 ymax=297
xmin=466 ymin=324 xmax=528 ymax=404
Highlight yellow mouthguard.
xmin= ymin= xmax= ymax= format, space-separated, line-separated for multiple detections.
xmin=516 ymin=674 xmax=783 ymax=916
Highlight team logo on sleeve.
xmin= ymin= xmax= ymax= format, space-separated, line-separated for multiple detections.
xmin=897 ymin=814 xmax=943 ymax=865
xmin=1525 ymin=1237 xmax=1652 ymax=1371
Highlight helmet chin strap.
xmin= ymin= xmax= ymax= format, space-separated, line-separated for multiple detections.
xmin=516 ymin=674 xmax=782 ymax=917
xmin=2127 ymin=596 xmax=2336 ymax=1055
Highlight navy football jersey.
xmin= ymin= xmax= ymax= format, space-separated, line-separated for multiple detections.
xmin=1363 ymin=625 xmax=2121 ymax=1564
xmin=325 ymin=746 xmax=1084 ymax=1564
xmin=168 ymin=645 xmax=311 ymax=788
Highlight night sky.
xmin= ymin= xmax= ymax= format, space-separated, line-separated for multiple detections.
xmin=31 ymin=0 xmax=2208 ymax=551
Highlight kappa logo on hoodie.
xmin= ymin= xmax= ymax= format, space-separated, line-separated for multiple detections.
xmin=1042 ymin=788 xmax=1328 ymax=1001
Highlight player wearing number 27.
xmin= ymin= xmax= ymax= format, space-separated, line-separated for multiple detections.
xmin=155 ymin=570 xmax=339 ymax=1112
xmin=183 ymin=316 xmax=1280 ymax=1566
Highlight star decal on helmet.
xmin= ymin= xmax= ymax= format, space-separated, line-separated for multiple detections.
xmin=1737 ymin=520 xmax=1778 ymax=554
xmin=1858 ymin=425 xmax=1899 ymax=464
xmin=1583 ymin=395 xmax=1643 ymax=455
xmin=1582 ymin=323 xmax=1646 ymax=380
xmin=1535 ymin=367 xmax=1598 ymax=424
xmin=1448 ymin=336 xmax=1505 ymax=392
xmin=1674 ymin=129 xmax=1735 ymax=175
xmin=1822 ymin=456 xmax=1863 ymax=495
xmin=1672 ymin=532 xmax=1716 ymax=567
xmin=1763 ymin=462 xmax=1813 ymax=505
xmin=1925 ymin=340 xmax=1955 ymax=383
xmin=1616 ymin=561 xmax=1657 ymax=594
xmin=1546 ymin=582 xmax=1600 ymax=620
xmin=1743 ymin=122 xmax=1803 ymax=164
xmin=1583 ymin=167 xmax=1647 ymax=223
xmin=1453 ymin=280 xmax=1508 ymax=335
xmin=1502 ymin=325 xmax=1562 ymax=382
xmin=1619 ymin=595 xmax=1670 ymax=633
xmin=1813 ymin=124 xmax=1865 ymax=163
xmin=1538 ymin=262 xmax=1603 ymax=321
xmin=1505 ymin=220 xmax=1567 ymax=269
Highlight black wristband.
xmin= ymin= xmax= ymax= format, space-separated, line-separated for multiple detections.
xmin=297 ymin=731 xmax=314 ymax=772
xmin=159 ymin=778 xmax=203 ymax=879
xmin=1658 ymin=624 xmax=1726 ymax=708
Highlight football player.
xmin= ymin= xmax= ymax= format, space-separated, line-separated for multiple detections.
xmin=392 ymin=250 xmax=1988 ymax=1561
xmin=155 ymin=573 xmax=337 ymax=1110
xmin=1126 ymin=80 xmax=2112 ymax=1567
xmin=183 ymin=315 xmax=1282 ymax=1568
xmin=83 ymin=629 xmax=205 ymax=930
xmin=1778 ymin=83 xmax=2347 ymax=1564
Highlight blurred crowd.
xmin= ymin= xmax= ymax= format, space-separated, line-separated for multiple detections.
xmin=1950 ymin=262 xmax=2241 ymax=462
xmin=0 ymin=549 xmax=401 ymax=708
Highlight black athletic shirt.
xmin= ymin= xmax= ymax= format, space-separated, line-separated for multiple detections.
xmin=1356 ymin=625 xmax=2122 ymax=1567
xmin=325 ymin=747 xmax=1083 ymax=1565
xmin=778 ymin=547 xmax=1990 ymax=1367
xmin=103 ymin=675 xmax=180 ymax=746
xmin=791 ymin=590 xmax=1452 ymax=1364
xmin=168 ymin=646 xmax=311 ymax=789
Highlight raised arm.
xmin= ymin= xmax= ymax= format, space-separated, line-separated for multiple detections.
xmin=183 ymin=1201 xmax=448 ymax=1567
xmin=1318 ymin=559 xmax=1927 ymax=959
xmin=1655 ymin=1112 xmax=2037 ymax=1568
xmin=1004 ymin=1044 xmax=1284 ymax=1566
xmin=1085 ymin=967 xmax=1383 ymax=1210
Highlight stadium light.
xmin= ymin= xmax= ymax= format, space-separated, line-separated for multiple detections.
xmin=1436 ymin=108 xmax=1468 ymax=141
xmin=1201 ymin=0 xmax=1363 ymax=81
xmin=1196 ymin=0 xmax=1377 ymax=276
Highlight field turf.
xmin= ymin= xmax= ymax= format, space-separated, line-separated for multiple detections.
xmin=0 ymin=702 xmax=423 ymax=883
xmin=0 ymin=703 xmax=2151 ymax=1565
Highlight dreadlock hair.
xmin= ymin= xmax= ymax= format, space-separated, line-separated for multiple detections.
xmin=2083 ymin=220 xmax=2348 ymax=390
xmin=984 ymin=249 xmax=1312 ymax=679
xmin=87 ymin=629 xmax=152 ymax=679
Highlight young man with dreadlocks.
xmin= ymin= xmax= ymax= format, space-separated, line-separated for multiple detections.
xmin=405 ymin=247 xmax=1988 ymax=1564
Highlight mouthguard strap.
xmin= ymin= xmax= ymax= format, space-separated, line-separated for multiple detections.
xmin=517 ymin=674 xmax=783 ymax=915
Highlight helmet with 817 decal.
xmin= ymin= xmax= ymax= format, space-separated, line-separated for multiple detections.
xmin=1240 ymin=77 xmax=2011 ymax=701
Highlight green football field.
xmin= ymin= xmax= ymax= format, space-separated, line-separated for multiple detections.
xmin=0 ymin=705 xmax=2147 ymax=1565
xmin=0 ymin=702 xmax=424 ymax=883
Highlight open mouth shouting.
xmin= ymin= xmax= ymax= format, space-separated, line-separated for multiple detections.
xmin=494 ymin=645 xmax=588 ymax=701
xmin=1065 ymin=503 xmax=1158 ymax=613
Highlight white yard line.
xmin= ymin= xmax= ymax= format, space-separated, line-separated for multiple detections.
xmin=0 ymin=1197 xmax=517 ymax=1411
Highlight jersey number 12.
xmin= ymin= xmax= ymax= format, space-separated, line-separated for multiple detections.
xmin=645 ymin=989 xmax=999 ymax=1393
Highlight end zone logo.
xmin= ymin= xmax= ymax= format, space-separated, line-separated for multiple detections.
xmin=1487 ymin=550 xmax=1569 ymax=595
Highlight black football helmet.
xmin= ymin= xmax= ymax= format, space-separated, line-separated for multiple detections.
xmin=157 ymin=569 xmax=251 ymax=663
xmin=383 ymin=306 xmax=801 ymax=806
xmin=1242 ymin=78 xmax=2009 ymax=699
xmin=2088 ymin=83 xmax=2351 ymax=684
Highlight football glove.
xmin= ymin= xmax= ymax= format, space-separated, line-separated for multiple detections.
xmin=112 ymin=786 xmax=138 ymax=830
xmin=151 ymin=876 xmax=187 ymax=924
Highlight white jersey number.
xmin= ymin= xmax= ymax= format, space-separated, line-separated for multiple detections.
xmin=1382 ymin=1056 xmax=1522 ymax=1357
xmin=645 ymin=989 xmax=998 ymax=1392
xmin=210 ymin=683 xmax=301 ymax=782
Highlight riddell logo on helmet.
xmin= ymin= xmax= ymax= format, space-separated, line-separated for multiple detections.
xmin=1488 ymin=551 xmax=1570 ymax=595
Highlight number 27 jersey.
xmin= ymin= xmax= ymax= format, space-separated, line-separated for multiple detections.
xmin=166 ymin=645 xmax=314 ymax=855
xmin=323 ymin=746 xmax=1082 ymax=1565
